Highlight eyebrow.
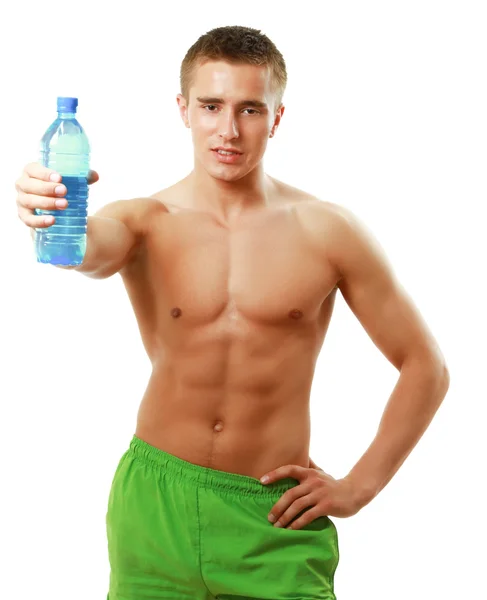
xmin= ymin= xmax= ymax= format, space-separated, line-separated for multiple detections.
xmin=196 ymin=96 xmax=268 ymax=109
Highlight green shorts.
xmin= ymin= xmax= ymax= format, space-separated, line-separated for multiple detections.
xmin=106 ymin=435 xmax=339 ymax=599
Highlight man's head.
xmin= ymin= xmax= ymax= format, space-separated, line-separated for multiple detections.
xmin=177 ymin=26 xmax=287 ymax=182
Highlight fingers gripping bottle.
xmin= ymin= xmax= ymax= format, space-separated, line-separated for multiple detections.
xmin=35 ymin=97 xmax=90 ymax=265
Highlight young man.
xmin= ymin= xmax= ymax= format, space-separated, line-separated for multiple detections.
xmin=16 ymin=25 xmax=449 ymax=600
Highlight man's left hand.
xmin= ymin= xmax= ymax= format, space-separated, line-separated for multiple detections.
xmin=260 ymin=460 xmax=361 ymax=529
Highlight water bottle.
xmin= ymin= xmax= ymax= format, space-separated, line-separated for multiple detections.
xmin=34 ymin=97 xmax=90 ymax=266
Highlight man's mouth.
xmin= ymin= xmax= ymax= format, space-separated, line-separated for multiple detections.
xmin=212 ymin=147 xmax=243 ymax=155
xmin=211 ymin=148 xmax=243 ymax=163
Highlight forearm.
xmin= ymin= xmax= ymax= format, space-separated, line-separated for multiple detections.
xmin=56 ymin=215 xmax=106 ymax=274
xmin=30 ymin=216 xmax=98 ymax=272
xmin=31 ymin=214 xmax=136 ymax=278
xmin=344 ymin=355 xmax=450 ymax=509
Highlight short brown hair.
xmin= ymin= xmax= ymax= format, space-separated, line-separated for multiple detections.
xmin=180 ymin=26 xmax=287 ymax=110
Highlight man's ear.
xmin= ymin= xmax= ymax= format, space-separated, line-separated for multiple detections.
xmin=177 ymin=94 xmax=190 ymax=128
xmin=270 ymin=104 xmax=285 ymax=138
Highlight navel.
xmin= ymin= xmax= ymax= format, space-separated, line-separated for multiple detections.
xmin=171 ymin=307 xmax=182 ymax=318
xmin=288 ymin=308 xmax=303 ymax=320
xmin=213 ymin=420 xmax=224 ymax=432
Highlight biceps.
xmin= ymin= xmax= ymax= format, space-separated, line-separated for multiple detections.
xmin=339 ymin=272 xmax=430 ymax=370
xmin=94 ymin=216 xmax=138 ymax=276
xmin=333 ymin=210 xmax=437 ymax=370
xmin=76 ymin=215 xmax=138 ymax=279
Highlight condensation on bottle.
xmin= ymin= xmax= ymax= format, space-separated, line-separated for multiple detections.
xmin=35 ymin=96 xmax=90 ymax=266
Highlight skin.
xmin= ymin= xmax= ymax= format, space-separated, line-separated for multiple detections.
xmin=16 ymin=59 xmax=449 ymax=531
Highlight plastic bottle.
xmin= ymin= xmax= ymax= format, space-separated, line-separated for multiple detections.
xmin=35 ymin=97 xmax=90 ymax=266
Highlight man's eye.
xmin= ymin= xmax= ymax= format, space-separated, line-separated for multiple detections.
xmin=202 ymin=105 xmax=259 ymax=115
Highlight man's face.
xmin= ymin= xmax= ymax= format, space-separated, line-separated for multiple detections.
xmin=177 ymin=60 xmax=284 ymax=182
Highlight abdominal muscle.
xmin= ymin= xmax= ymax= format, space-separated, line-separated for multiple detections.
xmin=133 ymin=330 xmax=317 ymax=480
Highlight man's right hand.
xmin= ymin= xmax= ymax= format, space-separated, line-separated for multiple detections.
xmin=17 ymin=163 xmax=143 ymax=279
xmin=15 ymin=162 xmax=99 ymax=230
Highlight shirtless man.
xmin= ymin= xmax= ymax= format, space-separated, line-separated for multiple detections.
xmin=16 ymin=25 xmax=449 ymax=600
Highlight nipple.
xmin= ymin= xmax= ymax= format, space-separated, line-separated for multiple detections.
xmin=289 ymin=309 xmax=303 ymax=319
xmin=171 ymin=307 xmax=182 ymax=318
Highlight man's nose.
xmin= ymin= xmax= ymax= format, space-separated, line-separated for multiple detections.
xmin=218 ymin=111 xmax=239 ymax=139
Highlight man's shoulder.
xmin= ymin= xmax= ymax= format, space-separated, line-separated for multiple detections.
xmin=94 ymin=194 xmax=169 ymax=237
xmin=282 ymin=185 xmax=370 ymax=271
xmin=281 ymin=183 xmax=353 ymax=236
xmin=292 ymin=193 xmax=393 ymax=294
xmin=273 ymin=177 xmax=343 ymax=213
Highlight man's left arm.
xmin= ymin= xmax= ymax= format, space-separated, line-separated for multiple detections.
xmin=329 ymin=205 xmax=450 ymax=510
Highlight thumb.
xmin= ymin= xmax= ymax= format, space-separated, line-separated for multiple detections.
xmin=308 ymin=457 xmax=324 ymax=472
xmin=87 ymin=170 xmax=99 ymax=185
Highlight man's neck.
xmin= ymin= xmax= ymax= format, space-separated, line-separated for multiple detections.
xmin=185 ymin=163 xmax=276 ymax=223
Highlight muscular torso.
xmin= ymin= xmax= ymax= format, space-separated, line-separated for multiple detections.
xmin=119 ymin=177 xmax=342 ymax=479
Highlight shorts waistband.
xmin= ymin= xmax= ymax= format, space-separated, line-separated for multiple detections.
xmin=128 ymin=435 xmax=299 ymax=498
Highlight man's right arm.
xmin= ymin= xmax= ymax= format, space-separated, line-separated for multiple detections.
xmin=17 ymin=163 xmax=144 ymax=280
xmin=53 ymin=200 xmax=142 ymax=279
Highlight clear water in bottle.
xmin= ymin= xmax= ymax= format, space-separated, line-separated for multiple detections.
xmin=35 ymin=97 xmax=90 ymax=266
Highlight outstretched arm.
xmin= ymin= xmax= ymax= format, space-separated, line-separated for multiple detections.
xmin=53 ymin=199 xmax=143 ymax=279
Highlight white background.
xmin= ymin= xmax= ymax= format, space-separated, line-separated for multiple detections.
xmin=1 ymin=1 xmax=485 ymax=598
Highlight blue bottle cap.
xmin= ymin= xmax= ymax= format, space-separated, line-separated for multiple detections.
xmin=57 ymin=97 xmax=78 ymax=113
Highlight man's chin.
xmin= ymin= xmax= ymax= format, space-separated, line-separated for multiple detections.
xmin=208 ymin=165 xmax=247 ymax=182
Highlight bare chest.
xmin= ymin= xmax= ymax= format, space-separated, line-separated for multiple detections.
xmin=122 ymin=202 xmax=337 ymax=350
xmin=123 ymin=203 xmax=339 ymax=332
